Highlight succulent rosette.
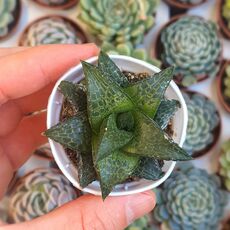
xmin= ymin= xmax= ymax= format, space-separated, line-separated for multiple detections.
xmin=182 ymin=92 xmax=220 ymax=157
xmin=78 ymin=0 xmax=159 ymax=46
xmin=219 ymin=140 xmax=230 ymax=191
xmin=154 ymin=167 xmax=227 ymax=230
xmin=0 ymin=0 xmax=19 ymax=40
xmin=224 ymin=65 xmax=230 ymax=99
xmin=8 ymin=168 xmax=80 ymax=223
xmin=160 ymin=16 xmax=222 ymax=87
xmin=223 ymin=0 xmax=230 ymax=29
xmin=20 ymin=17 xmax=85 ymax=46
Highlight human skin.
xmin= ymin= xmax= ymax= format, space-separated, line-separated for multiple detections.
xmin=0 ymin=44 xmax=155 ymax=230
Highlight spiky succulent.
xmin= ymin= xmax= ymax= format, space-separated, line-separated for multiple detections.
xmin=154 ymin=167 xmax=227 ymax=230
xmin=78 ymin=0 xmax=159 ymax=46
xmin=174 ymin=0 xmax=204 ymax=4
xmin=45 ymin=51 xmax=191 ymax=199
xmin=102 ymin=42 xmax=161 ymax=68
xmin=219 ymin=140 xmax=230 ymax=191
xmin=160 ymin=16 xmax=222 ymax=87
xmin=223 ymin=0 xmax=230 ymax=29
xmin=224 ymin=65 xmax=230 ymax=99
xmin=35 ymin=0 xmax=70 ymax=6
xmin=182 ymin=92 xmax=220 ymax=156
xmin=8 ymin=168 xmax=80 ymax=223
xmin=21 ymin=17 xmax=83 ymax=46
xmin=0 ymin=0 xmax=18 ymax=38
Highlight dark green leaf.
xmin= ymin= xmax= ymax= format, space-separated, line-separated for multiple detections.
xmin=96 ymin=150 xmax=139 ymax=199
xmin=133 ymin=158 xmax=164 ymax=180
xmin=95 ymin=113 xmax=133 ymax=162
xmin=44 ymin=113 xmax=91 ymax=154
xmin=122 ymin=111 xmax=192 ymax=161
xmin=82 ymin=61 xmax=134 ymax=132
xmin=59 ymin=81 xmax=87 ymax=112
xmin=124 ymin=67 xmax=174 ymax=117
xmin=154 ymin=99 xmax=180 ymax=129
xmin=116 ymin=111 xmax=135 ymax=132
xmin=98 ymin=51 xmax=129 ymax=87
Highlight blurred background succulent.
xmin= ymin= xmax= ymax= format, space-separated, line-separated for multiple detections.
xmin=173 ymin=0 xmax=204 ymax=4
xmin=160 ymin=16 xmax=222 ymax=87
xmin=78 ymin=0 xmax=159 ymax=46
xmin=20 ymin=16 xmax=85 ymax=46
xmin=223 ymin=0 xmax=230 ymax=29
xmin=153 ymin=167 xmax=227 ymax=230
xmin=102 ymin=42 xmax=161 ymax=67
xmin=126 ymin=215 xmax=151 ymax=230
xmin=219 ymin=140 xmax=230 ymax=191
xmin=182 ymin=92 xmax=220 ymax=157
xmin=224 ymin=64 xmax=230 ymax=99
xmin=8 ymin=168 xmax=80 ymax=223
xmin=0 ymin=0 xmax=18 ymax=39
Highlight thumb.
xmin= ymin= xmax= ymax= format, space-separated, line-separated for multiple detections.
xmin=3 ymin=191 xmax=155 ymax=230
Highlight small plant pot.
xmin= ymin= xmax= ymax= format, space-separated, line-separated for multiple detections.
xmin=0 ymin=0 xmax=21 ymax=42
xmin=221 ymin=215 xmax=230 ymax=230
xmin=153 ymin=14 xmax=223 ymax=88
xmin=217 ymin=61 xmax=230 ymax=113
xmin=46 ymin=55 xmax=188 ymax=196
xmin=164 ymin=0 xmax=208 ymax=10
xmin=18 ymin=15 xmax=88 ymax=46
xmin=217 ymin=0 xmax=230 ymax=39
xmin=182 ymin=90 xmax=221 ymax=158
xmin=31 ymin=0 xmax=79 ymax=10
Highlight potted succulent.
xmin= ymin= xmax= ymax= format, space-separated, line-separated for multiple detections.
xmin=221 ymin=216 xmax=230 ymax=230
xmin=45 ymin=51 xmax=191 ymax=199
xmin=19 ymin=15 xmax=88 ymax=46
xmin=153 ymin=167 xmax=227 ymax=230
xmin=31 ymin=0 xmax=79 ymax=10
xmin=164 ymin=0 xmax=208 ymax=10
xmin=0 ymin=0 xmax=21 ymax=41
xmin=77 ymin=0 xmax=159 ymax=47
xmin=217 ymin=61 xmax=230 ymax=113
xmin=218 ymin=0 xmax=230 ymax=39
xmin=182 ymin=91 xmax=221 ymax=158
xmin=154 ymin=15 xmax=222 ymax=87
xmin=8 ymin=168 xmax=81 ymax=223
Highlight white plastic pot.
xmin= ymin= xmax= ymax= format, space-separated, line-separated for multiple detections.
xmin=47 ymin=55 xmax=188 ymax=196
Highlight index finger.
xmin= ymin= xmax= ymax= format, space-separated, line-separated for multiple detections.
xmin=0 ymin=44 xmax=99 ymax=105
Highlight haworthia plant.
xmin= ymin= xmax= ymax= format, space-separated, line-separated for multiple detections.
xmin=224 ymin=65 xmax=230 ymax=99
xmin=36 ymin=0 xmax=69 ymax=6
xmin=175 ymin=0 xmax=204 ymax=4
xmin=8 ymin=168 xmax=80 ymax=223
xmin=161 ymin=16 xmax=222 ymax=87
xmin=0 ymin=0 xmax=17 ymax=38
xmin=223 ymin=0 xmax=230 ymax=29
xmin=182 ymin=92 xmax=220 ymax=156
xmin=154 ymin=167 xmax=227 ymax=230
xmin=21 ymin=17 xmax=82 ymax=46
xmin=78 ymin=0 xmax=159 ymax=46
xmin=45 ymin=51 xmax=192 ymax=199
xmin=102 ymin=41 xmax=161 ymax=68
xmin=219 ymin=140 xmax=230 ymax=191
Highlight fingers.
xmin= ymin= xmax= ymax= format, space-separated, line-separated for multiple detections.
xmin=0 ymin=44 xmax=99 ymax=105
xmin=3 ymin=192 xmax=155 ymax=230
xmin=0 ymin=47 xmax=30 ymax=58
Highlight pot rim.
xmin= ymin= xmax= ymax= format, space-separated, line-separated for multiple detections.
xmin=46 ymin=55 xmax=188 ymax=196
xmin=164 ymin=0 xmax=207 ymax=10
xmin=31 ymin=0 xmax=79 ymax=10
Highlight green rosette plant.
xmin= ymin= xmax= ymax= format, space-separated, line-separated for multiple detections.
xmin=78 ymin=0 xmax=159 ymax=46
xmin=8 ymin=168 xmax=80 ymax=223
xmin=219 ymin=140 xmax=230 ymax=191
xmin=45 ymin=51 xmax=191 ymax=199
xmin=153 ymin=167 xmax=227 ymax=230
xmin=0 ymin=0 xmax=18 ymax=39
xmin=223 ymin=0 xmax=230 ymax=29
xmin=224 ymin=64 xmax=230 ymax=99
xmin=21 ymin=17 xmax=84 ymax=46
xmin=182 ymin=92 xmax=220 ymax=157
xmin=160 ymin=16 xmax=222 ymax=87
xmin=102 ymin=42 xmax=161 ymax=68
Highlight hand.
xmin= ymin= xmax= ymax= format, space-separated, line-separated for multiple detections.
xmin=0 ymin=45 xmax=155 ymax=230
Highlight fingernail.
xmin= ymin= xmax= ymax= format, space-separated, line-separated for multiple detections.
xmin=124 ymin=191 xmax=156 ymax=224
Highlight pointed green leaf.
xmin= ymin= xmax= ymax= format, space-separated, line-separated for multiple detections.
xmin=44 ymin=113 xmax=91 ymax=154
xmin=133 ymin=158 xmax=164 ymax=180
xmin=116 ymin=111 xmax=135 ymax=132
xmin=82 ymin=61 xmax=134 ymax=132
xmin=124 ymin=67 xmax=174 ymax=117
xmin=96 ymin=150 xmax=139 ymax=199
xmin=95 ymin=113 xmax=133 ymax=162
xmin=154 ymin=99 xmax=180 ymax=129
xmin=122 ymin=111 xmax=192 ymax=161
xmin=67 ymin=148 xmax=97 ymax=188
xmin=59 ymin=81 xmax=87 ymax=112
xmin=98 ymin=51 xmax=129 ymax=87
